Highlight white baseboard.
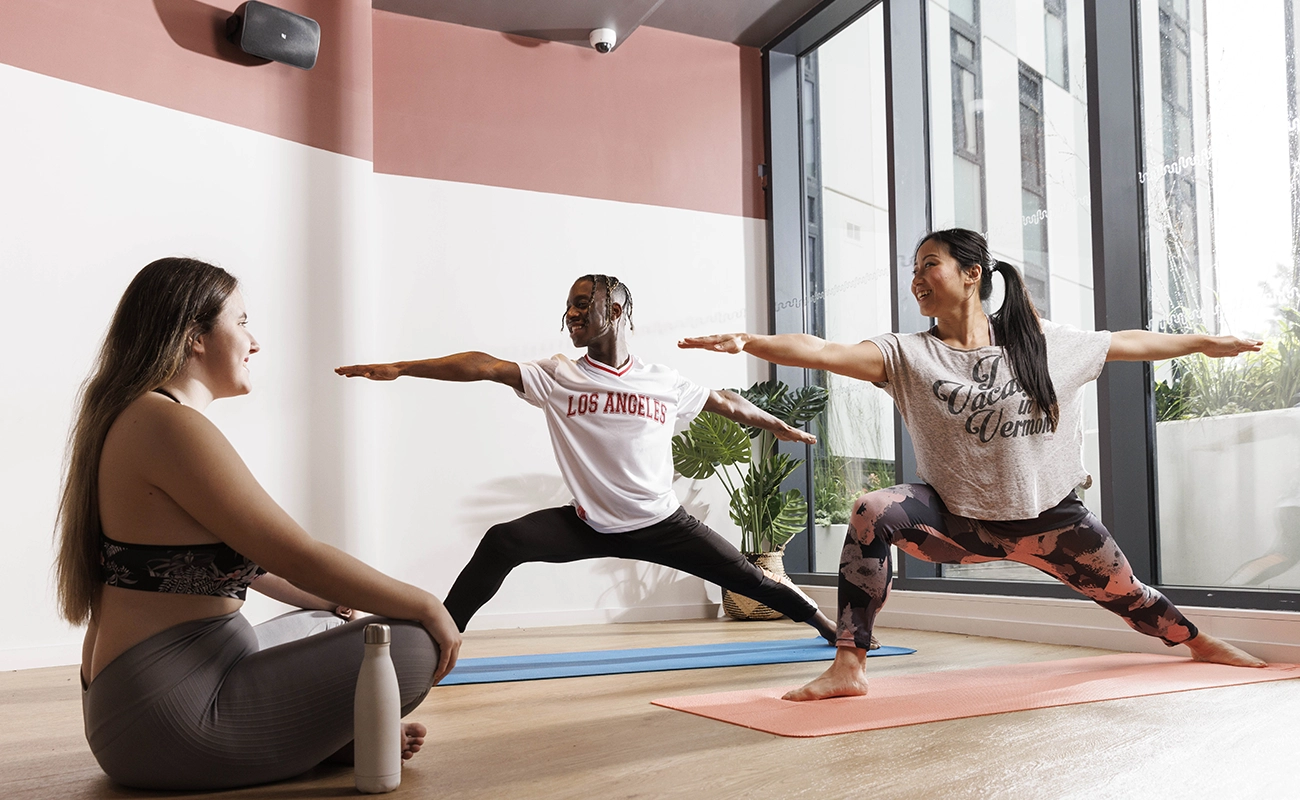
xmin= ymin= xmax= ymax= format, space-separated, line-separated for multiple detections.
xmin=462 ymin=601 xmax=722 ymax=632
xmin=800 ymin=585 xmax=1300 ymax=663
xmin=7 ymin=592 xmax=1297 ymax=671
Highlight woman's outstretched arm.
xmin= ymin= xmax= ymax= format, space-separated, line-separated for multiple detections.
xmin=678 ymin=333 xmax=888 ymax=383
xmin=137 ymin=403 xmax=461 ymax=682
xmin=336 ymin=352 xmax=523 ymax=393
xmin=1106 ymin=330 xmax=1263 ymax=362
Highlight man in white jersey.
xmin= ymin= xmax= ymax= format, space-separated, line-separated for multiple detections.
xmin=337 ymin=275 xmax=839 ymax=641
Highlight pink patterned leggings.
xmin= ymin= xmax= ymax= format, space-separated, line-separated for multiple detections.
xmin=835 ymin=483 xmax=1198 ymax=650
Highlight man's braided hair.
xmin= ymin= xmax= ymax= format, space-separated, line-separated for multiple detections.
xmin=562 ymin=274 xmax=634 ymax=332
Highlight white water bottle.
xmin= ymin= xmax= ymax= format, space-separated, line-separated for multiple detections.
xmin=355 ymin=623 xmax=401 ymax=793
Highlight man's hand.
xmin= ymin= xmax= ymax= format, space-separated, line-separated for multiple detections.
xmin=769 ymin=420 xmax=817 ymax=445
xmin=336 ymin=363 xmax=402 ymax=380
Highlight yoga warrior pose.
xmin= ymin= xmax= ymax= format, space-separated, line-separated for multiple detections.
xmin=59 ymin=258 xmax=461 ymax=790
xmin=337 ymin=275 xmax=839 ymax=641
xmin=680 ymin=228 xmax=1268 ymax=702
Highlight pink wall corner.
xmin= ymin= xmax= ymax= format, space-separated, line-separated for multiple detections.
xmin=0 ymin=0 xmax=373 ymax=161
xmin=372 ymin=11 xmax=767 ymax=220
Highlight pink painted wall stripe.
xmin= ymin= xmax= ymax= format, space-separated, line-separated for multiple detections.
xmin=372 ymin=12 xmax=766 ymax=219
xmin=0 ymin=0 xmax=373 ymax=161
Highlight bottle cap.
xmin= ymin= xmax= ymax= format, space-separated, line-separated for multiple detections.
xmin=364 ymin=623 xmax=391 ymax=645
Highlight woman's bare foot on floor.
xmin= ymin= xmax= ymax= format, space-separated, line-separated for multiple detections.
xmin=782 ymin=647 xmax=870 ymax=701
xmin=1185 ymin=632 xmax=1267 ymax=667
xmin=402 ymin=722 xmax=427 ymax=761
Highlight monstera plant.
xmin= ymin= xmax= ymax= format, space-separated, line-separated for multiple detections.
xmin=672 ymin=379 xmax=829 ymax=555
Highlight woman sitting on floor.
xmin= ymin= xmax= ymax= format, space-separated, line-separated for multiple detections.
xmin=57 ymin=257 xmax=461 ymax=790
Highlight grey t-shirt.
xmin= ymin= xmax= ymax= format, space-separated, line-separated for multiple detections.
xmin=870 ymin=319 xmax=1111 ymax=520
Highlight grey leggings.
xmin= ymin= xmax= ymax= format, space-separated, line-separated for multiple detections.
xmin=81 ymin=610 xmax=438 ymax=791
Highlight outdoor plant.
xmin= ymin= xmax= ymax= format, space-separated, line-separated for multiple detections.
xmin=672 ymin=379 xmax=828 ymax=554
xmin=1156 ymin=303 xmax=1300 ymax=422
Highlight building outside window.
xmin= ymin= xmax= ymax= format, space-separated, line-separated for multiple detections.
xmin=1139 ymin=0 xmax=1300 ymax=592
xmin=1044 ymin=0 xmax=1068 ymax=88
xmin=793 ymin=6 xmax=894 ymax=573
xmin=1020 ymin=65 xmax=1050 ymax=314
xmin=950 ymin=5 xmax=985 ymax=231
xmin=926 ymin=0 xmax=1096 ymax=583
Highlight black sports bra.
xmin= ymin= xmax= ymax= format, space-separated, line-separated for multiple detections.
xmin=96 ymin=387 xmax=267 ymax=599
xmin=100 ymin=534 xmax=265 ymax=599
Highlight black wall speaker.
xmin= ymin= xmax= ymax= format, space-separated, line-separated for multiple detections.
xmin=225 ymin=2 xmax=320 ymax=70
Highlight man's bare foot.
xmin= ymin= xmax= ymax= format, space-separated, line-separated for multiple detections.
xmin=401 ymin=722 xmax=427 ymax=761
xmin=782 ymin=647 xmax=870 ymax=701
xmin=807 ymin=610 xmax=838 ymax=644
xmin=1185 ymin=632 xmax=1268 ymax=667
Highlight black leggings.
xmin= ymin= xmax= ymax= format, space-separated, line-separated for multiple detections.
xmin=836 ymin=484 xmax=1199 ymax=650
xmin=444 ymin=505 xmax=820 ymax=630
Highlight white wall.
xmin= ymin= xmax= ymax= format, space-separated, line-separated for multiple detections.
xmin=0 ymin=62 xmax=767 ymax=668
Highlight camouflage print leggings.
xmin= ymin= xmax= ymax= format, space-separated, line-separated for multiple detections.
xmin=836 ymin=483 xmax=1199 ymax=651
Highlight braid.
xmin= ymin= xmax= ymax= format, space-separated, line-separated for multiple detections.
xmin=566 ymin=274 xmax=635 ymax=332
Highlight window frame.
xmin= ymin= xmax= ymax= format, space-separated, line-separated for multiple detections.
xmin=762 ymin=0 xmax=1300 ymax=612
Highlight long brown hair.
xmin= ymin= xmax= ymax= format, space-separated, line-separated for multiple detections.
xmin=916 ymin=229 xmax=1060 ymax=430
xmin=55 ymin=258 xmax=238 ymax=625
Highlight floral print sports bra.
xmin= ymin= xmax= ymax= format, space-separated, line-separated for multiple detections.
xmin=100 ymin=533 xmax=266 ymax=599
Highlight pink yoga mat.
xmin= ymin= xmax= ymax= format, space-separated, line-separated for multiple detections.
xmin=651 ymin=653 xmax=1300 ymax=738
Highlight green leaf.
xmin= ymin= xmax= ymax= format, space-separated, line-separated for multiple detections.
xmin=782 ymin=384 xmax=829 ymax=426
xmin=672 ymin=430 xmax=716 ymax=480
xmin=671 ymin=412 xmax=750 ymax=479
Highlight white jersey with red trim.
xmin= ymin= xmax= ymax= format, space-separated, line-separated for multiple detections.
xmin=515 ymin=354 xmax=711 ymax=533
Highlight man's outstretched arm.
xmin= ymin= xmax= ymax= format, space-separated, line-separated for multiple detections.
xmin=703 ymin=389 xmax=817 ymax=445
xmin=336 ymin=352 xmax=524 ymax=393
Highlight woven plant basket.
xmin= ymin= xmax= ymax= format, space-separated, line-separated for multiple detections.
xmin=722 ymin=552 xmax=787 ymax=621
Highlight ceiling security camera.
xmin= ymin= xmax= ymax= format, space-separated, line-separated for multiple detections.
xmin=589 ymin=28 xmax=616 ymax=53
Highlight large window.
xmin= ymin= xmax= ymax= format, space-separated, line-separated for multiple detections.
xmin=796 ymin=6 xmax=895 ymax=573
xmin=766 ymin=0 xmax=1300 ymax=611
xmin=1139 ymin=0 xmax=1300 ymax=592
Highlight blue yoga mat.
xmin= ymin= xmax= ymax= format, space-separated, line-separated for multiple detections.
xmin=440 ymin=637 xmax=916 ymax=685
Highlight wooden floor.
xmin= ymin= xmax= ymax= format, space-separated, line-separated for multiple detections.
xmin=4 ymin=620 xmax=1297 ymax=799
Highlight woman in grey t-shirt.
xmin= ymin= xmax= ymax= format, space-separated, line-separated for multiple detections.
xmin=681 ymin=228 xmax=1267 ymax=702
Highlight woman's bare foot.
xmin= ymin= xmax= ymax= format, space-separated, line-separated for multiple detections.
xmin=782 ymin=647 xmax=870 ymax=701
xmin=1185 ymin=632 xmax=1268 ymax=667
xmin=327 ymin=722 xmax=428 ymax=765
xmin=401 ymin=722 xmax=427 ymax=761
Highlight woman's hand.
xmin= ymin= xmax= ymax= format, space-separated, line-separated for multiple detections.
xmin=1202 ymin=335 xmax=1263 ymax=358
xmin=334 ymin=606 xmax=356 ymax=621
xmin=421 ymin=603 xmax=462 ymax=685
xmin=678 ymin=334 xmax=749 ymax=354
xmin=336 ymin=363 xmax=403 ymax=380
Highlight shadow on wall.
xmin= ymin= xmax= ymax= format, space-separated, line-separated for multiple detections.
xmin=502 ymin=30 xmax=590 ymax=48
xmin=598 ymin=480 xmax=715 ymax=618
xmin=458 ymin=474 xmax=574 ymax=536
xmin=455 ymin=474 xmax=718 ymax=615
xmin=152 ymin=0 xmax=269 ymax=66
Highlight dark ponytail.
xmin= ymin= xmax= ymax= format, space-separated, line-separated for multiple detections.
xmin=916 ymin=229 xmax=1059 ymax=431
